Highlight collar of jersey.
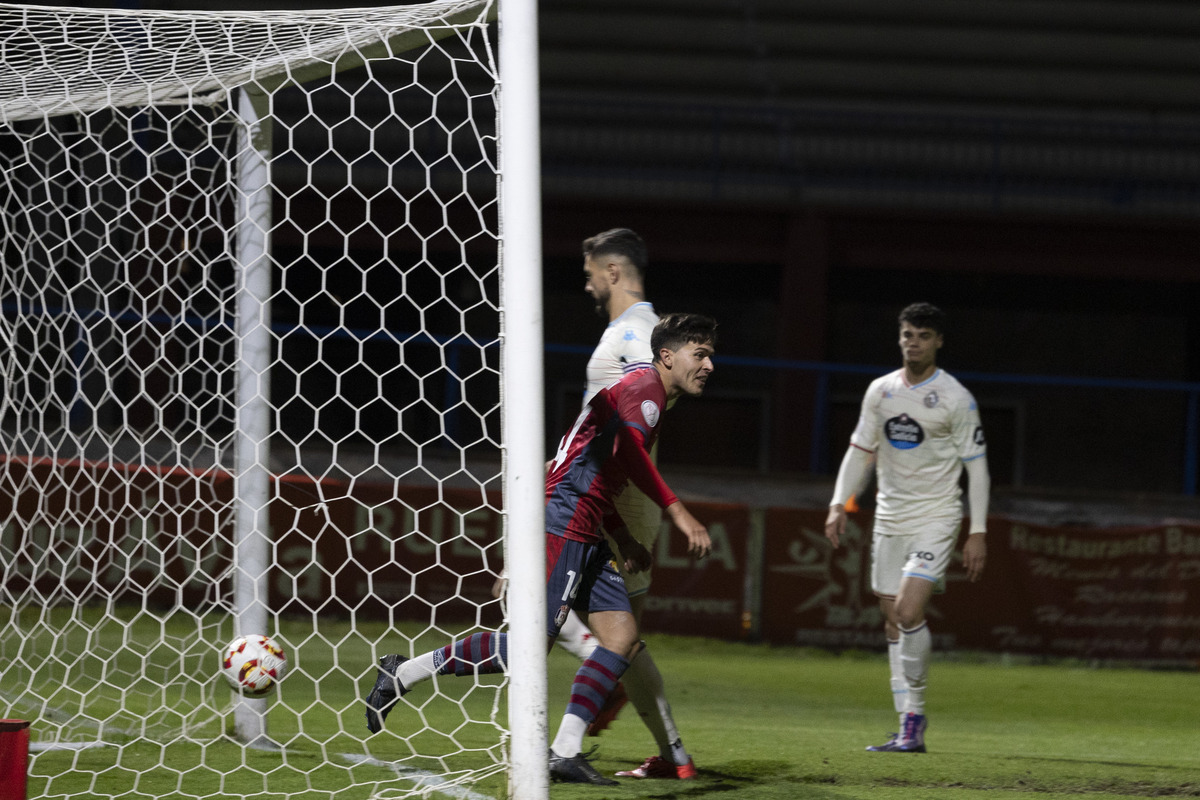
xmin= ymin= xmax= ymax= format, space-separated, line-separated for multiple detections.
xmin=904 ymin=368 xmax=941 ymax=390
xmin=607 ymin=302 xmax=655 ymax=327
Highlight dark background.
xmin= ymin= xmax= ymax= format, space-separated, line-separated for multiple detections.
xmin=13 ymin=0 xmax=1200 ymax=500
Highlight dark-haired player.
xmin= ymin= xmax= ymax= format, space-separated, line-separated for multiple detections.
xmin=825 ymin=302 xmax=989 ymax=753
xmin=366 ymin=313 xmax=717 ymax=785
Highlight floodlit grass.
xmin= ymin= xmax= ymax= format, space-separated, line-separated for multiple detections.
xmin=14 ymin=613 xmax=1200 ymax=800
xmin=549 ymin=636 xmax=1200 ymax=800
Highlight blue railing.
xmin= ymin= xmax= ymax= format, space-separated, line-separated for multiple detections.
xmin=547 ymin=342 xmax=1200 ymax=496
xmin=6 ymin=299 xmax=1199 ymax=495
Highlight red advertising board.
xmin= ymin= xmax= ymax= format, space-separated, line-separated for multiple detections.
xmin=269 ymin=480 xmax=505 ymax=626
xmin=1 ymin=457 xmax=742 ymax=635
xmin=0 ymin=456 xmax=504 ymax=627
xmin=0 ymin=455 xmax=235 ymax=608
xmin=760 ymin=508 xmax=895 ymax=649
xmin=637 ymin=502 xmax=752 ymax=640
xmin=6 ymin=454 xmax=1198 ymax=659
xmin=759 ymin=508 xmax=1200 ymax=660
xmin=944 ymin=518 xmax=1200 ymax=660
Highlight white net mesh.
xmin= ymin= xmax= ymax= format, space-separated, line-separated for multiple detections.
xmin=0 ymin=2 xmax=512 ymax=797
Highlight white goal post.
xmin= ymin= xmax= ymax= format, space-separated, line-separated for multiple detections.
xmin=0 ymin=1 xmax=546 ymax=798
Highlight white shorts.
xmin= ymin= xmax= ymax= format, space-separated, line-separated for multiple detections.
xmin=604 ymin=486 xmax=663 ymax=598
xmin=870 ymin=515 xmax=961 ymax=598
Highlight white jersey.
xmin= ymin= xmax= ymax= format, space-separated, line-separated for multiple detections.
xmin=582 ymin=302 xmax=661 ymax=594
xmin=849 ymin=368 xmax=986 ymax=529
xmin=583 ymin=302 xmax=659 ymax=404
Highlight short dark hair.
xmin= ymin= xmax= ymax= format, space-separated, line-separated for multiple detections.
xmin=651 ymin=312 xmax=718 ymax=362
xmin=898 ymin=302 xmax=945 ymax=335
xmin=581 ymin=228 xmax=647 ymax=276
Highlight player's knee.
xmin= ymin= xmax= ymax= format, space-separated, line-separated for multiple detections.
xmin=588 ymin=612 xmax=639 ymax=658
xmin=602 ymin=627 xmax=640 ymax=661
xmin=895 ymin=605 xmax=925 ymax=630
xmin=613 ymin=633 xmax=640 ymax=661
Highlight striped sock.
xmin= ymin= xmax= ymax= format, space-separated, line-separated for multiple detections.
xmin=435 ymin=632 xmax=508 ymax=676
xmin=551 ymin=646 xmax=630 ymax=758
xmin=566 ymin=646 xmax=630 ymax=725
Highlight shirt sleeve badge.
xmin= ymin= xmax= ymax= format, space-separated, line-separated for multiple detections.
xmin=641 ymin=400 xmax=661 ymax=428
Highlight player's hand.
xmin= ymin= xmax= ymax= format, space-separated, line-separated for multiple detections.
xmin=666 ymin=501 xmax=711 ymax=559
xmin=963 ymin=532 xmax=986 ymax=582
xmin=621 ymin=540 xmax=652 ymax=574
xmin=490 ymin=573 xmax=508 ymax=600
xmin=824 ymin=504 xmax=847 ymax=549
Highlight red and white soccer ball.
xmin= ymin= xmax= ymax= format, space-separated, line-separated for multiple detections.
xmin=221 ymin=634 xmax=288 ymax=696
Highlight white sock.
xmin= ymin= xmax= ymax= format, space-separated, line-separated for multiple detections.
xmin=550 ymin=713 xmax=588 ymax=758
xmin=622 ymin=646 xmax=689 ymax=765
xmin=887 ymin=638 xmax=907 ymax=713
xmin=553 ymin=610 xmax=599 ymax=661
xmin=899 ymin=622 xmax=931 ymax=715
xmin=398 ymin=650 xmax=439 ymax=689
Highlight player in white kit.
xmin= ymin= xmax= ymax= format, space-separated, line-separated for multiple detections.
xmin=825 ymin=302 xmax=989 ymax=753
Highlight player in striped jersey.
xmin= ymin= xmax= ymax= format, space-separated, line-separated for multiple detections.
xmin=366 ymin=313 xmax=717 ymax=785
xmin=545 ymin=228 xmax=697 ymax=779
xmin=825 ymin=303 xmax=989 ymax=754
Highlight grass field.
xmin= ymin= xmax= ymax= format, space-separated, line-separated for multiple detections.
xmin=15 ymin=614 xmax=1200 ymax=800
xmin=549 ymin=637 xmax=1200 ymax=800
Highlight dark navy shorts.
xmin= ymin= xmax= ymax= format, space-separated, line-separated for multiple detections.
xmin=544 ymin=533 xmax=632 ymax=638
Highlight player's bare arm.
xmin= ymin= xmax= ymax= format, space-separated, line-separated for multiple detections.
xmin=962 ymin=532 xmax=986 ymax=582
xmin=665 ymin=501 xmax=711 ymax=558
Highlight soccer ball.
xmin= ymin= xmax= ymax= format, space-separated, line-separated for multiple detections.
xmin=220 ymin=634 xmax=288 ymax=696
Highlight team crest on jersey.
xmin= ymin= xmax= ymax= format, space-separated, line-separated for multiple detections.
xmin=554 ymin=604 xmax=570 ymax=629
xmin=924 ymin=391 xmax=939 ymax=408
xmin=641 ymin=400 xmax=660 ymax=428
xmin=885 ymin=414 xmax=924 ymax=449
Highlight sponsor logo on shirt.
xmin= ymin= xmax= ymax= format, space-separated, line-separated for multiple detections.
xmin=641 ymin=400 xmax=660 ymax=428
xmin=885 ymin=414 xmax=924 ymax=449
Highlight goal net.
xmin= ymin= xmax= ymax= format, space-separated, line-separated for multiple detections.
xmin=0 ymin=2 xmax=534 ymax=798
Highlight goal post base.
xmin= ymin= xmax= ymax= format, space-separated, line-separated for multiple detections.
xmin=0 ymin=720 xmax=31 ymax=800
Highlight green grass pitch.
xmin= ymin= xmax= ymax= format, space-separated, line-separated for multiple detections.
xmin=19 ymin=615 xmax=1200 ymax=800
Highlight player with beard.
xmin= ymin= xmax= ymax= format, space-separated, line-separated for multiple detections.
xmin=367 ymin=313 xmax=717 ymax=785
xmin=578 ymin=229 xmax=697 ymax=778
xmin=494 ymin=229 xmax=700 ymax=779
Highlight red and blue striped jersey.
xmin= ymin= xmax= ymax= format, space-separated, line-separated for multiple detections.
xmin=545 ymin=367 xmax=677 ymax=542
